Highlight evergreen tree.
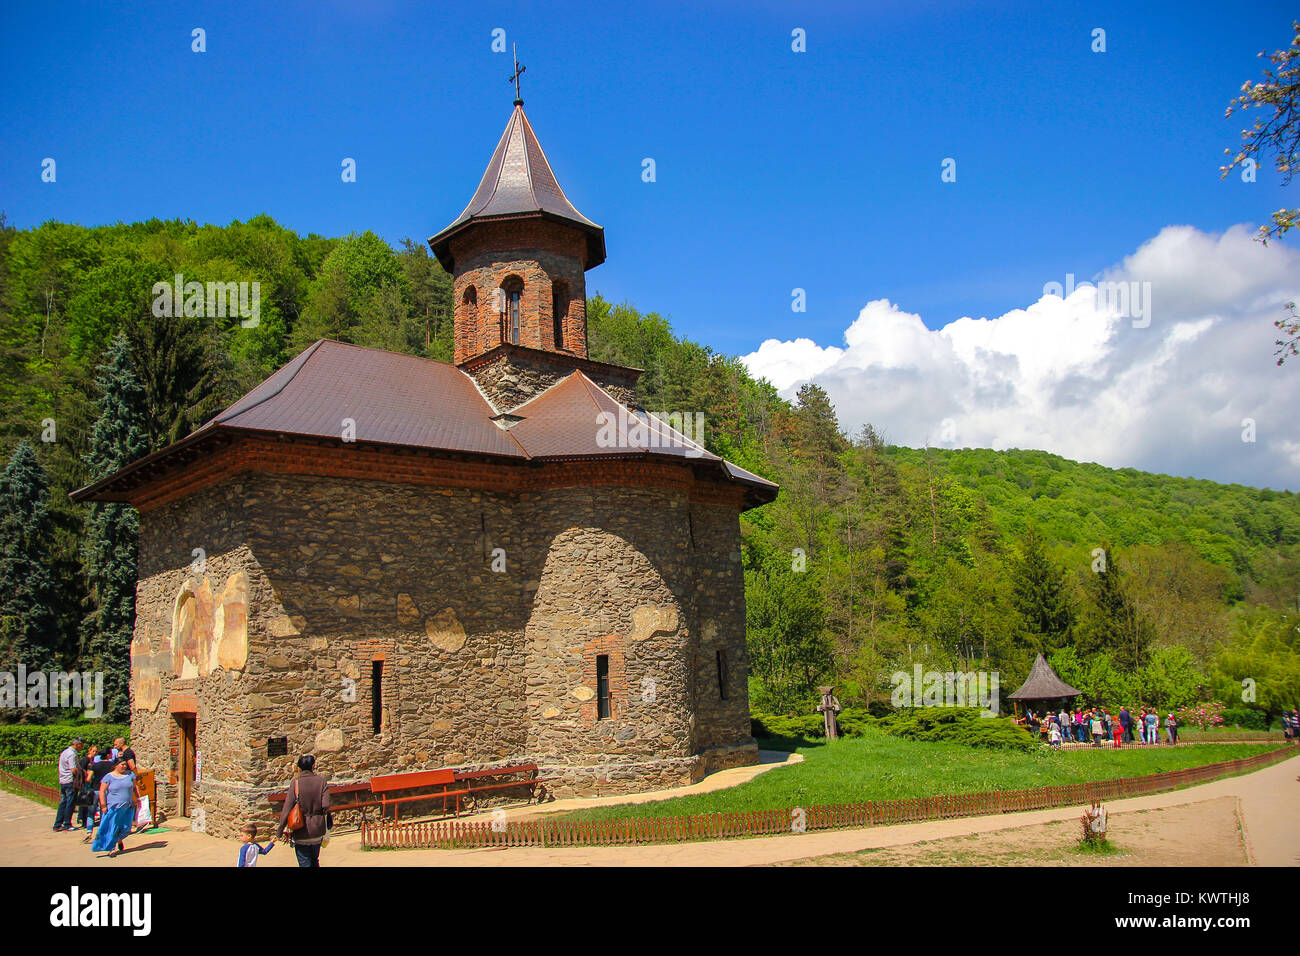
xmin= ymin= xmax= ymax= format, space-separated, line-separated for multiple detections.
xmin=1076 ymin=545 xmax=1153 ymax=672
xmin=1010 ymin=526 xmax=1075 ymax=654
xmin=0 ymin=440 xmax=61 ymax=673
xmin=81 ymin=333 xmax=149 ymax=721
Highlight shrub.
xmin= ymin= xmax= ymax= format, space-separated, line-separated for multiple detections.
xmin=0 ymin=723 xmax=130 ymax=760
xmin=1174 ymin=701 xmax=1226 ymax=731
xmin=871 ymin=707 xmax=1037 ymax=751
xmin=751 ymin=708 xmax=873 ymax=742
xmin=1220 ymin=707 xmax=1267 ymax=730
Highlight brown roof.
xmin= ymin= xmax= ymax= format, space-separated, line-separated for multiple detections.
xmin=70 ymin=340 xmax=778 ymax=507
xmin=1007 ymin=653 xmax=1082 ymax=700
xmin=428 ymin=104 xmax=605 ymax=271
xmin=206 ymin=340 xmax=524 ymax=458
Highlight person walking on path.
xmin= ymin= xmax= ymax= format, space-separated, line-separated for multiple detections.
xmin=237 ymin=824 xmax=275 ymax=867
xmin=1112 ymin=716 xmax=1123 ymax=748
xmin=1090 ymin=713 xmax=1104 ymax=747
xmin=91 ymin=757 xmax=140 ymax=858
xmin=1167 ymin=713 xmax=1178 ymax=744
xmin=276 ymin=754 xmax=331 ymax=867
xmin=82 ymin=749 xmax=115 ymax=843
xmin=53 ymin=738 xmax=84 ymax=832
xmin=1145 ymin=709 xmax=1159 ymax=745
xmin=1119 ymin=706 xmax=1133 ymax=743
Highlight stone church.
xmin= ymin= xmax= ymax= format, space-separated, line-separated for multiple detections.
xmin=73 ymin=99 xmax=777 ymax=838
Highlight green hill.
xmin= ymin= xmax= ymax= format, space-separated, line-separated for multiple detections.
xmin=1 ymin=216 xmax=1296 ymax=724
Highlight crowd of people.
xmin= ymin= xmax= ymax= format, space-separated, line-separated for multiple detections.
xmin=1019 ymin=706 xmax=1179 ymax=748
xmin=52 ymin=737 xmax=141 ymax=857
xmin=51 ymin=739 xmax=331 ymax=866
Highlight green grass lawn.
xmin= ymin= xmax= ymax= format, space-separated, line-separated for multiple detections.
xmin=7 ymin=763 xmax=59 ymax=787
xmin=560 ymin=731 xmax=1284 ymax=822
xmin=0 ymin=762 xmax=59 ymax=806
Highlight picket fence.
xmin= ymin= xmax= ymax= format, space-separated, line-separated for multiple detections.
xmin=0 ymin=758 xmax=59 ymax=803
xmin=361 ymin=743 xmax=1299 ymax=850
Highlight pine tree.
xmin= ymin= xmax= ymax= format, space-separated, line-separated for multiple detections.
xmin=1076 ymin=545 xmax=1153 ymax=672
xmin=81 ymin=333 xmax=150 ymax=721
xmin=1010 ymin=526 xmax=1075 ymax=654
xmin=0 ymin=440 xmax=61 ymax=674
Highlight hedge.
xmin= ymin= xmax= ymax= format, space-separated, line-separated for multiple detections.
xmin=752 ymin=707 xmax=1036 ymax=751
xmin=0 ymin=724 xmax=130 ymax=760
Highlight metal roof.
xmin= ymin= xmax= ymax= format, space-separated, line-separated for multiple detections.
xmin=70 ymin=340 xmax=779 ymax=507
xmin=202 ymin=339 xmax=526 ymax=459
xmin=428 ymin=105 xmax=606 ymax=271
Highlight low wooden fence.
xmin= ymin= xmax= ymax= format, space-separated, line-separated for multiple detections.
xmin=0 ymin=758 xmax=59 ymax=803
xmin=362 ymin=743 xmax=1299 ymax=850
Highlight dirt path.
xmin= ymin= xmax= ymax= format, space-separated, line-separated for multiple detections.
xmin=783 ymin=797 xmax=1250 ymax=866
xmin=2 ymin=752 xmax=1295 ymax=867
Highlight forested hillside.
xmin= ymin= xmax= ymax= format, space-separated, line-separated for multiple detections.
xmin=1 ymin=215 xmax=1297 ymax=724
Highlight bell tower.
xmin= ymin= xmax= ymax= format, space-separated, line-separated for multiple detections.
xmin=429 ymin=94 xmax=605 ymax=367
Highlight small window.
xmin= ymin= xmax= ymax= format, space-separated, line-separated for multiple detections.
xmin=371 ymin=660 xmax=384 ymax=735
xmin=552 ymin=282 xmax=569 ymax=350
xmin=596 ymin=654 xmax=611 ymax=719
xmin=716 ymin=649 xmax=729 ymax=700
xmin=501 ymin=277 xmax=523 ymax=346
xmin=462 ymin=285 xmax=477 ymax=308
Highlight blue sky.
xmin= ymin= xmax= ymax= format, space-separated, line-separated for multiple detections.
xmin=3 ymin=1 xmax=1299 ymax=486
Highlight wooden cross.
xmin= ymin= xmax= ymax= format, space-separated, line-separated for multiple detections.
xmin=509 ymin=45 xmax=526 ymax=105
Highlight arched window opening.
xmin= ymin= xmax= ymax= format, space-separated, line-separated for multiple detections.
xmin=500 ymin=276 xmax=523 ymax=345
xmin=552 ymin=280 xmax=570 ymax=350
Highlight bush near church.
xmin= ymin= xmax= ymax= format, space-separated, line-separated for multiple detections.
xmin=751 ymin=706 xmax=1034 ymax=751
xmin=871 ymin=707 xmax=1037 ymax=751
xmin=0 ymin=723 xmax=130 ymax=760
xmin=1220 ymin=706 xmax=1269 ymax=730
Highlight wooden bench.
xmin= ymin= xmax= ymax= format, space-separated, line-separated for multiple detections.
xmin=454 ymin=763 xmax=552 ymax=807
xmin=266 ymin=764 xmax=554 ymax=823
xmin=369 ymin=768 xmax=466 ymax=821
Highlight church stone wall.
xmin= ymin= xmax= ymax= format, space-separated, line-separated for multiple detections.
xmin=130 ymin=478 xmax=272 ymax=838
xmin=129 ymin=470 xmax=757 ymax=838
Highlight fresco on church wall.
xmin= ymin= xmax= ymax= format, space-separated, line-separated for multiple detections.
xmin=169 ymin=572 xmax=250 ymax=680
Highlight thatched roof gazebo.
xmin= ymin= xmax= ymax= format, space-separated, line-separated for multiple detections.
xmin=1007 ymin=653 xmax=1081 ymax=716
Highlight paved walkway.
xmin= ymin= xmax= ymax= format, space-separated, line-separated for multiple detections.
xmin=2 ymin=750 xmax=1295 ymax=867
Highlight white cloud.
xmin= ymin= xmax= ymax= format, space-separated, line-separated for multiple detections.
xmin=740 ymin=225 xmax=1300 ymax=491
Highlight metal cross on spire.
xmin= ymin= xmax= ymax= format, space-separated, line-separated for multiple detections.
xmin=508 ymin=44 xmax=526 ymax=106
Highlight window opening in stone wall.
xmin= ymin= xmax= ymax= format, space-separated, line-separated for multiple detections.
xmin=371 ymin=659 xmax=384 ymax=735
xmin=716 ymin=649 xmax=729 ymax=700
xmin=552 ymin=281 xmax=569 ymax=350
xmin=596 ymin=654 xmax=611 ymax=719
xmin=501 ymin=277 xmax=523 ymax=345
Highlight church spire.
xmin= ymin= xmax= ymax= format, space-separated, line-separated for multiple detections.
xmin=431 ymin=98 xmax=605 ymax=365
xmin=428 ymin=104 xmax=605 ymax=273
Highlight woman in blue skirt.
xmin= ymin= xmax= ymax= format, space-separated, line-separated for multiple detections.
xmin=91 ymin=758 xmax=139 ymax=858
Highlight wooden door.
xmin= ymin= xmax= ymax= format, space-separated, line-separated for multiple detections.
xmin=178 ymin=716 xmax=196 ymax=817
